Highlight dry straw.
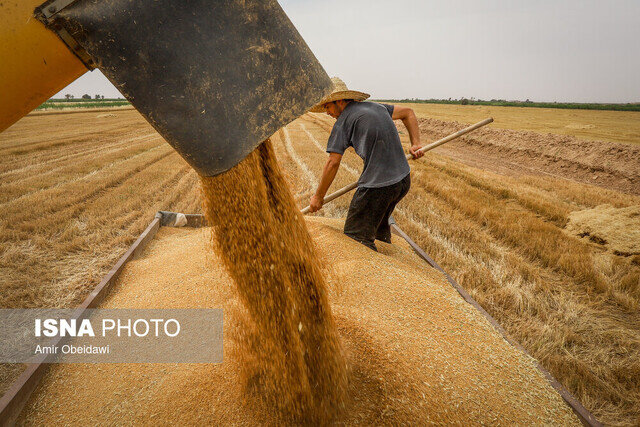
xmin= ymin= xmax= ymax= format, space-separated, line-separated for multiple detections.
xmin=567 ymin=204 xmax=640 ymax=255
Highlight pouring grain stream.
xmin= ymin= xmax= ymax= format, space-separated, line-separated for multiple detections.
xmin=199 ymin=139 xmax=347 ymax=422
xmin=197 ymin=119 xmax=493 ymax=421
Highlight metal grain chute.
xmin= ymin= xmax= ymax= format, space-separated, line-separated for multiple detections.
xmin=3 ymin=0 xmax=332 ymax=176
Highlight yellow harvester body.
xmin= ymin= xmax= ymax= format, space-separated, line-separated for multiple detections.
xmin=0 ymin=1 xmax=87 ymax=132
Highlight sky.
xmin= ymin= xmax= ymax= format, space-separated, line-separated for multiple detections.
xmin=55 ymin=0 xmax=640 ymax=103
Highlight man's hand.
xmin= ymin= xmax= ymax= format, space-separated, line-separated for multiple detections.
xmin=309 ymin=153 xmax=342 ymax=213
xmin=409 ymin=145 xmax=424 ymax=159
xmin=392 ymin=105 xmax=423 ymax=158
xmin=309 ymin=194 xmax=324 ymax=213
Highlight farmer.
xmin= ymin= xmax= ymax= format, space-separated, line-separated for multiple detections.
xmin=308 ymin=77 xmax=423 ymax=251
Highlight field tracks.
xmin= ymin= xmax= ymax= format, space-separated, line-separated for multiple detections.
xmin=0 ymin=144 xmax=170 ymax=209
xmin=1 ymin=147 xmax=176 ymax=222
xmin=0 ymin=133 xmax=160 ymax=179
xmin=299 ymin=123 xmax=360 ymax=178
xmin=280 ymin=127 xmax=318 ymax=192
xmin=0 ymin=119 xmax=139 ymax=153
xmin=0 ymin=135 xmax=163 ymax=204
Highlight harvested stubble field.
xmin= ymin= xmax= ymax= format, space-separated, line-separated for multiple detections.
xmin=397 ymin=102 xmax=640 ymax=147
xmin=1 ymin=105 xmax=639 ymax=425
xmin=0 ymin=108 xmax=201 ymax=395
xmin=274 ymin=112 xmax=640 ymax=426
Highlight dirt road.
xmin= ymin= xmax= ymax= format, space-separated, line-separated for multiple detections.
xmin=413 ymin=117 xmax=640 ymax=195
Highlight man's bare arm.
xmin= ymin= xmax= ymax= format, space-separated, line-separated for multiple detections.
xmin=309 ymin=152 xmax=343 ymax=212
xmin=391 ymin=105 xmax=423 ymax=158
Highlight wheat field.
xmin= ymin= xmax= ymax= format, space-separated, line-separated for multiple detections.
xmin=1 ymin=106 xmax=639 ymax=425
xmin=399 ymin=102 xmax=640 ymax=146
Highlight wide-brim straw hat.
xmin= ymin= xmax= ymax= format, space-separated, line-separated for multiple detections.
xmin=309 ymin=77 xmax=370 ymax=113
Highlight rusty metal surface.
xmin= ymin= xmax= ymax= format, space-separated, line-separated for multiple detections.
xmin=35 ymin=0 xmax=332 ymax=176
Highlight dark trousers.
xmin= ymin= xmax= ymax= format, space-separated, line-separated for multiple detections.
xmin=343 ymin=174 xmax=410 ymax=251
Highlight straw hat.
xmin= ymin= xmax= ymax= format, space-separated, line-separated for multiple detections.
xmin=309 ymin=77 xmax=370 ymax=113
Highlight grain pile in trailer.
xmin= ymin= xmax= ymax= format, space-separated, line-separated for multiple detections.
xmin=18 ymin=216 xmax=580 ymax=425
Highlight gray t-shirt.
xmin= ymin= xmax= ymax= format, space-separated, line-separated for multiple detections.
xmin=326 ymin=102 xmax=410 ymax=188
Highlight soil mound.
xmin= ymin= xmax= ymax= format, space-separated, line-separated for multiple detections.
xmin=415 ymin=117 xmax=640 ymax=195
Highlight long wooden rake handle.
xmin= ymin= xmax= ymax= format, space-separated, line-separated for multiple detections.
xmin=301 ymin=117 xmax=493 ymax=214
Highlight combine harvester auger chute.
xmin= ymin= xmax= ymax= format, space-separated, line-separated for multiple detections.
xmin=1 ymin=0 xmax=332 ymax=176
